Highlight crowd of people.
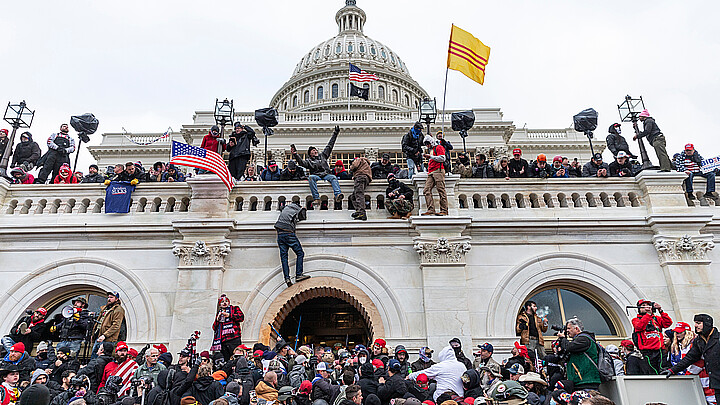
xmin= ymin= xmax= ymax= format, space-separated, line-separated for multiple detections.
xmin=3 ymin=291 xmax=718 ymax=405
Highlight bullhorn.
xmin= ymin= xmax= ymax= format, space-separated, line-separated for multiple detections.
xmin=62 ymin=305 xmax=76 ymax=318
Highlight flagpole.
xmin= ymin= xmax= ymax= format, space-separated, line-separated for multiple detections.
xmin=348 ymin=62 xmax=351 ymax=112
xmin=441 ymin=66 xmax=449 ymax=136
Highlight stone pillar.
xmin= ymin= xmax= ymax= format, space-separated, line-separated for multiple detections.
xmin=412 ymin=217 xmax=473 ymax=351
xmin=638 ymin=171 xmax=716 ymax=321
xmin=187 ymin=174 xmax=231 ymax=217
xmin=412 ymin=173 xmax=461 ymax=215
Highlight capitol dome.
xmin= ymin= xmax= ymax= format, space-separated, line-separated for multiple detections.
xmin=270 ymin=0 xmax=429 ymax=112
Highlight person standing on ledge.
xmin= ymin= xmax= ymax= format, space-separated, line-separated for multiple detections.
xmin=633 ymin=109 xmax=673 ymax=172
xmin=211 ymin=294 xmax=245 ymax=362
xmin=274 ymin=201 xmax=310 ymax=287
xmin=421 ymin=135 xmax=447 ymax=216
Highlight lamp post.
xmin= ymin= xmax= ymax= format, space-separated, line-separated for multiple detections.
xmin=1 ymin=101 xmax=35 ymax=178
xmin=618 ymin=95 xmax=653 ymax=170
xmin=213 ymin=98 xmax=234 ymax=155
xmin=419 ymin=97 xmax=437 ymax=138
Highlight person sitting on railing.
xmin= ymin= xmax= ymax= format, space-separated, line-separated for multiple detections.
xmin=472 ymin=154 xmax=495 ymax=179
xmin=9 ymin=167 xmax=35 ymax=184
xmin=260 ymin=160 xmax=282 ymax=181
xmin=371 ymin=154 xmax=393 ymax=180
xmin=451 ymin=152 xmax=473 ymax=178
xmin=609 ymin=151 xmax=633 ymax=177
xmin=11 ymin=132 xmax=41 ymax=172
xmin=582 ymin=153 xmax=609 ymax=178
xmin=495 ymin=157 xmax=511 ymax=180
xmin=290 ymin=126 xmax=343 ymax=207
xmin=53 ymin=164 xmax=79 ymax=184
xmin=161 ymin=164 xmax=185 ymax=182
xmin=529 ymin=154 xmax=554 ymax=179
xmin=385 ymin=173 xmax=414 ymax=220
xmin=675 ymin=143 xmax=715 ymax=199
xmin=551 ymin=156 xmax=568 ymax=178
xmin=280 ymin=160 xmax=306 ymax=181
xmin=81 ymin=165 xmax=106 ymax=183
xmin=509 ymin=149 xmax=529 ymax=178
xmin=332 ymin=160 xmax=351 ymax=180
xmin=241 ymin=165 xmax=259 ymax=182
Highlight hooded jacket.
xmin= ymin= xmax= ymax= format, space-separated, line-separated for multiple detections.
xmin=385 ymin=179 xmax=413 ymax=202
xmin=632 ymin=311 xmax=673 ymax=351
xmin=461 ymin=369 xmax=484 ymax=399
xmin=0 ymin=352 xmax=36 ymax=383
xmin=255 ymin=381 xmax=278 ymax=401
xmin=449 ymin=339 xmax=473 ymax=370
xmin=606 ymin=125 xmax=632 ymax=157
xmin=350 ymin=157 xmax=372 ymax=182
xmin=407 ymin=346 xmax=465 ymax=402
xmin=371 ymin=160 xmax=393 ymax=179
xmin=358 ymin=362 xmax=378 ymax=399
xmin=401 ymin=128 xmax=424 ymax=162
xmin=637 ymin=117 xmax=663 ymax=145
xmin=376 ymin=371 xmax=407 ymax=405
xmin=227 ymin=126 xmax=258 ymax=159
xmin=280 ymin=162 xmax=306 ymax=181
xmin=11 ymin=133 xmax=41 ymax=167
xmin=53 ymin=164 xmax=78 ymax=184
xmin=333 ymin=160 xmax=352 ymax=180
xmin=274 ymin=203 xmax=307 ymax=234
xmin=201 ymin=131 xmax=225 ymax=154
xmin=670 ymin=316 xmax=720 ymax=389
xmin=393 ymin=345 xmax=410 ymax=378
xmin=161 ymin=164 xmax=186 ymax=182
xmin=184 ymin=376 xmax=225 ymax=405
xmin=293 ymin=128 xmax=340 ymax=177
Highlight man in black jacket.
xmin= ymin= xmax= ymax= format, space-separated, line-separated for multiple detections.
xmin=665 ymin=314 xmax=720 ymax=397
xmin=36 ymin=124 xmax=76 ymax=184
xmin=376 ymin=359 xmax=407 ymax=405
xmin=449 ymin=338 xmax=473 ymax=370
xmin=385 ymin=174 xmax=414 ymax=219
xmin=82 ymin=165 xmax=106 ymax=183
xmin=508 ymin=149 xmax=528 ymax=178
xmin=11 ymin=132 xmax=41 ymax=171
xmin=51 ymin=296 xmax=90 ymax=356
xmin=401 ymin=123 xmax=424 ymax=178
xmin=292 ymin=126 xmax=343 ymax=206
xmin=608 ymin=151 xmax=634 ymax=177
xmin=606 ymin=123 xmax=636 ymax=158
xmin=227 ymin=122 xmax=259 ymax=181
xmin=472 ymin=154 xmax=495 ymax=178
xmin=280 ymin=160 xmax=306 ymax=181
xmin=76 ymin=342 xmax=114 ymax=392
xmin=2 ymin=307 xmax=48 ymax=355
xmin=371 ymin=154 xmax=393 ymax=180
xmin=48 ymin=348 xmax=80 ymax=384
xmin=275 ymin=202 xmax=309 ymax=287
xmin=633 ymin=109 xmax=672 ymax=171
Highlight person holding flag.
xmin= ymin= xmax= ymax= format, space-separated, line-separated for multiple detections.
xmin=169 ymin=141 xmax=234 ymax=191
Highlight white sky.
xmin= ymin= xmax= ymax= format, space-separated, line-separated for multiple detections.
xmin=2 ymin=0 xmax=719 ymax=171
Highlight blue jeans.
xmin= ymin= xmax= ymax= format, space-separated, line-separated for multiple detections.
xmin=1 ymin=336 xmax=16 ymax=352
xmin=685 ymin=171 xmax=716 ymax=193
xmin=308 ymin=174 xmax=341 ymax=200
xmin=277 ymin=232 xmax=304 ymax=280
xmin=57 ymin=340 xmax=83 ymax=356
xmin=407 ymin=159 xmax=423 ymax=179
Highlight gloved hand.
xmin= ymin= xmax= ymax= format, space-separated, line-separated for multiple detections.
xmin=57 ymin=147 xmax=65 ymax=154
xmin=660 ymin=369 xmax=673 ymax=378
xmin=333 ymin=125 xmax=340 ymax=136
xmin=103 ymin=179 xmax=111 ymax=186
xmin=130 ymin=179 xmax=139 ymax=186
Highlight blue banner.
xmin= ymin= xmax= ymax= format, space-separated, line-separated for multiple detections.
xmin=105 ymin=181 xmax=136 ymax=213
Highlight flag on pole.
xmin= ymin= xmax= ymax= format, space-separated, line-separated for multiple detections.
xmin=349 ymin=83 xmax=369 ymax=100
xmin=349 ymin=63 xmax=379 ymax=82
xmin=169 ymin=141 xmax=233 ymax=190
xmin=447 ymin=24 xmax=491 ymax=85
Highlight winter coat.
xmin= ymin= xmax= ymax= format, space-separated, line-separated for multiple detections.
xmin=201 ymin=132 xmax=225 ymax=154
xmin=49 ymin=358 xmax=80 ymax=384
xmin=675 ymin=150 xmax=704 ymax=173
xmin=671 ymin=327 xmax=720 ymax=389
xmin=161 ymin=165 xmax=186 ymax=182
xmin=350 ymin=157 xmax=372 ymax=182
xmin=561 ymin=331 xmax=601 ymax=387
xmin=53 ymin=166 xmax=78 ymax=184
xmin=134 ymin=362 xmax=167 ymax=385
xmin=55 ymin=310 xmax=91 ymax=340
xmin=184 ymin=376 xmax=225 ymax=405
xmin=371 ymin=161 xmax=393 ymax=179
xmin=452 ymin=162 xmax=473 ymax=178
xmin=255 ymin=381 xmax=278 ymax=401
xmin=76 ymin=354 xmax=112 ymax=391
xmin=0 ymin=351 xmax=36 ymax=382
xmin=274 ymin=203 xmax=307 ymax=234
xmin=358 ymin=363 xmax=378 ymax=399
xmin=401 ymin=128 xmax=423 ymax=162
xmin=461 ymin=369 xmax=484 ymax=399
xmin=582 ymin=161 xmax=609 ymax=177
xmin=632 ymin=312 xmax=673 ymax=351
xmin=280 ymin=167 xmax=307 ymax=181
xmin=212 ymin=305 xmax=245 ymax=342
xmin=288 ymin=364 xmax=307 ymax=388
xmin=11 ymin=135 xmax=40 ymax=167
xmin=637 ymin=117 xmax=663 ymax=145
xmin=606 ymin=132 xmax=631 ymax=157
xmin=472 ymin=163 xmax=495 ymax=179
xmin=386 ymin=180 xmax=413 ymax=201
xmin=310 ymin=376 xmax=339 ymax=404
xmin=404 ymin=380 xmax=430 ymax=402
xmin=50 ymin=389 xmax=97 ymax=405
xmin=624 ymin=350 xmax=646 ymax=375
xmin=260 ymin=167 xmax=282 ymax=181
xmin=508 ymin=158 xmax=529 ymax=178
xmin=609 ymin=160 xmax=633 ymax=177
xmin=516 ymin=312 xmax=548 ymax=346
xmin=410 ymin=359 xmax=434 ymax=373
xmin=293 ymin=129 xmax=339 ymax=177
xmin=407 ymin=346 xmax=465 ymax=402
xmin=8 ymin=316 xmax=48 ymax=354
xmin=551 ymin=165 xmax=569 ymax=178
xmin=376 ymin=373 xmax=407 ymax=405
xmin=81 ymin=173 xmax=106 ymax=183
xmin=529 ymin=162 xmax=554 ymax=179
xmin=227 ymin=126 xmax=258 ymax=159
xmin=93 ymin=302 xmax=125 ymax=342
xmin=46 ymin=133 xmax=76 ymax=155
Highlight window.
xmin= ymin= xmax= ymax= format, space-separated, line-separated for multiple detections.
xmin=293 ymin=96 xmax=297 ymax=107
xmin=370 ymin=46 xmax=376 ymax=55
xmin=359 ymin=43 xmax=365 ymax=53
xmin=336 ymin=43 xmax=342 ymax=54
xmin=392 ymin=89 xmax=398 ymax=102
xmin=325 ymin=45 xmax=330 ymax=56
xmin=332 ymin=84 xmax=339 ymax=98
xmin=390 ymin=53 xmax=396 ymax=63
xmin=303 ymin=90 xmax=310 ymax=103
xmin=525 ymin=287 xmax=618 ymax=336
xmin=317 ymin=86 xmax=324 ymax=100
xmin=404 ymin=95 xmax=409 ymax=106
xmin=348 ymin=43 xmax=353 ymax=52
xmin=381 ymin=49 xmax=387 ymax=59
xmin=378 ymin=85 xmax=385 ymax=100
xmin=315 ymin=50 xmax=320 ymax=60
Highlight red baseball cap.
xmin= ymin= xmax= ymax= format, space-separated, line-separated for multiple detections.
xmin=416 ymin=373 xmax=429 ymax=384
xmin=116 ymin=341 xmax=129 ymax=351
xmin=673 ymin=322 xmax=691 ymax=333
xmin=513 ymin=148 xmax=522 ymax=155
xmin=236 ymin=344 xmax=250 ymax=351
xmin=253 ymin=350 xmax=264 ymax=358
xmin=685 ymin=144 xmax=694 ymax=150
xmin=36 ymin=307 xmax=48 ymax=316
xmin=129 ymin=348 xmax=139 ymax=357
xmin=371 ymin=359 xmax=384 ymax=368
xmin=620 ymin=339 xmax=634 ymax=348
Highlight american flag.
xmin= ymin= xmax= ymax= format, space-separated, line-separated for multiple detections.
xmin=170 ymin=141 xmax=233 ymax=190
xmin=349 ymin=63 xmax=379 ymax=82
xmin=113 ymin=358 xmax=139 ymax=396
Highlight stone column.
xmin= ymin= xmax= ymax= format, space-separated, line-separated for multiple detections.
xmin=412 ymin=173 xmax=461 ymax=215
xmin=412 ymin=217 xmax=473 ymax=351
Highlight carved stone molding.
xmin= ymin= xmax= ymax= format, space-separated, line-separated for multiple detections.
xmin=414 ymin=237 xmax=471 ymax=265
xmin=653 ymin=234 xmax=715 ymax=265
xmin=173 ymin=240 xmax=231 ymax=268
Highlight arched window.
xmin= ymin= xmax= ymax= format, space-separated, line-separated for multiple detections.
xmin=390 ymin=53 xmax=396 ymax=63
xmin=325 ymin=45 xmax=330 ymax=56
xmin=392 ymin=89 xmax=398 ymax=102
xmin=381 ymin=49 xmax=387 ymax=59
xmin=359 ymin=43 xmax=365 ymax=53
xmin=336 ymin=43 xmax=342 ymax=54
xmin=404 ymin=95 xmax=410 ymax=106
xmin=292 ymin=96 xmax=297 ymax=107
xmin=314 ymin=50 xmax=320 ymax=60
xmin=525 ymin=287 xmax=618 ymax=336
xmin=370 ymin=46 xmax=376 ymax=55
xmin=348 ymin=43 xmax=354 ymax=53
xmin=303 ymin=90 xmax=310 ymax=103
xmin=378 ymin=86 xmax=385 ymax=100
xmin=332 ymin=84 xmax=339 ymax=98
xmin=317 ymin=86 xmax=324 ymax=100
xmin=283 ymin=102 xmax=287 ymax=110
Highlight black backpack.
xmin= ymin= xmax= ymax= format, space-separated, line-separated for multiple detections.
xmin=152 ymin=369 xmax=176 ymax=405
xmin=584 ymin=340 xmax=616 ymax=382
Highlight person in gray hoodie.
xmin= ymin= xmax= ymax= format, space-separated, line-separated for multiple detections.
xmin=274 ymin=202 xmax=310 ymax=287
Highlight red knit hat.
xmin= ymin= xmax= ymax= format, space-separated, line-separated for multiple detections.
xmin=371 ymin=359 xmax=384 ymax=368
xmin=620 ymin=340 xmax=634 ymax=348
xmin=373 ymin=338 xmax=386 ymax=348
xmin=154 ymin=344 xmax=168 ymax=354
xmin=10 ymin=342 xmax=25 ymax=353
xmin=299 ymin=380 xmax=313 ymax=394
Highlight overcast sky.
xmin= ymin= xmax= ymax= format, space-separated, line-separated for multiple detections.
xmin=2 ymin=0 xmax=719 ymax=170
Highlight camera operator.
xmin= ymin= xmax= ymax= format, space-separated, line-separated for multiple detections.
xmin=631 ymin=299 xmax=672 ymax=375
xmin=227 ymin=122 xmax=259 ymax=181
xmin=50 ymin=374 xmax=97 ymax=405
xmin=51 ymin=297 xmax=91 ymax=357
xmin=556 ymin=317 xmax=601 ymax=391
xmin=77 ymin=342 xmax=115 ymax=393
xmin=96 ymin=375 xmax=123 ymax=405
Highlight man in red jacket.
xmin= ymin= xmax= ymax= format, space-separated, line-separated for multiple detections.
xmin=420 ymin=135 xmax=448 ymax=216
xmin=631 ymin=299 xmax=672 ymax=374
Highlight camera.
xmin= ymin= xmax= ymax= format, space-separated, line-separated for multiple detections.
xmin=131 ymin=376 xmax=153 ymax=389
xmin=551 ymin=324 xmax=566 ymax=336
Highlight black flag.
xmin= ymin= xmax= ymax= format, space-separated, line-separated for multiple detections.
xmin=349 ymin=83 xmax=369 ymax=100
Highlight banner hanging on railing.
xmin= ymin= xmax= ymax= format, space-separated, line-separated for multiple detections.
xmin=122 ymin=127 xmax=173 ymax=145
xmin=105 ymin=181 xmax=136 ymax=213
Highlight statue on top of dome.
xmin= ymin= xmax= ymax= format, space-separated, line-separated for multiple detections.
xmin=346 ymin=0 xmax=357 ymax=6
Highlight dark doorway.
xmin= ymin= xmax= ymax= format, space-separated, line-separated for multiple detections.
xmin=278 ymin=297 xmax=370 ymax=349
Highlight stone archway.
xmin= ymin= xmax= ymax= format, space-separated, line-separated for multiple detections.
xmin=258 ymin=276 xmax=385 ymax=344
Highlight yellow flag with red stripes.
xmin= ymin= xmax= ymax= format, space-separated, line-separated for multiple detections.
xmin=447 ymin=25 xmax=491 ymax=85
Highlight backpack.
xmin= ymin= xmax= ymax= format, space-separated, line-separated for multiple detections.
xmin=584 ymin=341 xmax=616 ymax=383
xmin=152 ymin=369 xmax=176 ymax=405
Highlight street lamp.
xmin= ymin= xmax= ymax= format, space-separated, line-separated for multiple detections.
xmin=419 ymin=97 xmax=437 ymax=136
xmin=213 ymin=98 xmax=234 ymax=154
xmin=1 ymin=101 xmax=35 ymax=177
xmin=618 ymin=95 xmax=654 ymax=170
